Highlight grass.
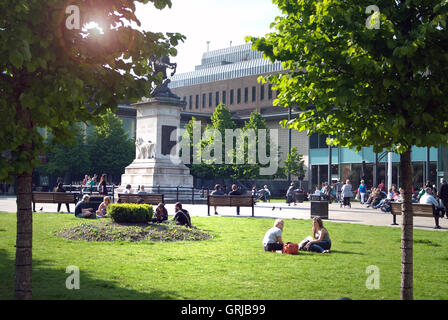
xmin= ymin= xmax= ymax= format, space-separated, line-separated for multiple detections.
xmin=0 ymin=212 xmax=447 ymax=300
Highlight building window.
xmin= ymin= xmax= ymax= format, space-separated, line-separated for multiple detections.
xmin=260 ymin=85 xmax=264 ymax=101
xmin=222 ymin=91 xmax=226 ymax=105
xmin=209 ymin=93 xmax=212 ymax=108
xmin=252 ymin=86 xmax=256 ymax=102
xmin=230 ymin=89 xmax=234 ymax=105
xmin=310 ymin=133 xmax=328 ymax=149
xmin=195 ymin=95 xmax=199 ymax=109
xmin=244 ymin=87 xmax=248 ymax=103
xmin=268 ymin=84 xmax=273 ymax=100
xmin=237 ymin=88 xmax=241 ymax=104
xmin=202 ymin=93 xmax=206 ymax=109
xmin=215 ymin=92 xmax=219 ymax=106
xmin=183 ymin=96 xmax=186 ymax=110
xmin=189 ymin=95 xmax=192 ymax=110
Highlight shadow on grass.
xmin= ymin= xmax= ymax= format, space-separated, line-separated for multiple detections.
xmin=0 ymin=249 xmax=181 ymax=300
xmin=327 ymin=250 xmax=364 ymax=255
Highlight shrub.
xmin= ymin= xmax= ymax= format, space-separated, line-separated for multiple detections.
xmin=108 ymin=203 xmax=153 ymax=223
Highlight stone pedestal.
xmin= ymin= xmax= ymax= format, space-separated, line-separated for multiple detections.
xmin=118 ymin=96 xmax=193 ymax=193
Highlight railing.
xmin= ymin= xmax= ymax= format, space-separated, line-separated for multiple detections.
xmin=135 ymin=186 xmax=211 ymax=204
xmin=63 ymin=184 xmax=117 ymax=203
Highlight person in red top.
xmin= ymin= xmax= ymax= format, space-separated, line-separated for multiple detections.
xmin=377 ymin=180 xmax=385 ymax=192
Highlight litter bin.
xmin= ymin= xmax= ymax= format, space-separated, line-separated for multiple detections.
xmin=295 ymin=192 xmax=305 ymax=203
xmin=310 ymin=194 xmax=329 ymax=219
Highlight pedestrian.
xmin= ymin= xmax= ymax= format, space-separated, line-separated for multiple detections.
xmin=286 ymin=182 xmax=296 ymax=206
xmin=358 ymin=180 xmax=367 ymax=204
xmin=98 ymin=174 xmax=108 ymax=195
xmin=341 ymin=179 xmax=353 ymax=208
xmin=438 ymin=178 xmax=448 ymax=219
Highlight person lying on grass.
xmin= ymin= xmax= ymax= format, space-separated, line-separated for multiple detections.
xmin=74 ymin=195 xmax=96 ymax=219
xmin=298 ymin=217 xmax=331 ymax=253
xmin=262 ymin=219 xmax=285 ymax=252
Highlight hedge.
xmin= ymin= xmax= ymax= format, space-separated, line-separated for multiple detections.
xmin=107 ymin=203 xmax=154 ymax=223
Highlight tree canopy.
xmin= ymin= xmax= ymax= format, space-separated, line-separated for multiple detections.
xmin=249 ymin=0 xmax=448 ymax=153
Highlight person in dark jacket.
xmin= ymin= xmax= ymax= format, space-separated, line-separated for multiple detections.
xmin=98 ymin=174 xmax=108 ymax=195
xmin=55 ymin=182 xmax=70 ymax=213
xmin=172 ymin=202 xmax=191 ymax=227
xmin=210 ymin=184 xmax=225 ymax=215
xmin=229 ymin=184 xmax=242 ymax=215
xmin=438 ymin=178 xmax=448 ymax=218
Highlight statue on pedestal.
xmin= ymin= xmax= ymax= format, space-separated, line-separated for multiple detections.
xmin=150 ymin=55 xmax=179 ymax=99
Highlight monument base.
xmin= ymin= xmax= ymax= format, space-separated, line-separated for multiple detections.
xmin=119 ymin=158 xmax=193 ymax=193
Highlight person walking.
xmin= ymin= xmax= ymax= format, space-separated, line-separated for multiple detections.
xmin=358 ymin=180 xmax=367 ymax=204
xmin=341 ymin=179 xmax=353 ymax=208
xmin=286 ymin=182 xmax=296 ymax=206
xmin=438 ymin=178 xmax=448 ymax=219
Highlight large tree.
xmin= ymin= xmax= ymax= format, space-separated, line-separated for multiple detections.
xmin=0 ymin=0 xmax=184 ymax=299
xmin=250 ymin=0 xmax=448 ymax=299
xmin=87 ymin=110 xmax=135 ymax=181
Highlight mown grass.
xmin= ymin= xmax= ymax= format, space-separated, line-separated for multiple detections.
xmin=0 ymin=212 xmax=447 ymax=300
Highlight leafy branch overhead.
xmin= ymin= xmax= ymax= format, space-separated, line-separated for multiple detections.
xmin=248 ymin=0 xmax=448 ymax=153
xmin=0 ymin=0 xmax=185 ymax=182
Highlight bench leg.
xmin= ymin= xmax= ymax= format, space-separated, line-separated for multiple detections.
xmin=391 ymin=214 xmax=398 ymax=226
xmin=207 ymin=205 xmax=210 ymax=216
xmin=33 ymin=202 xmax=36 ymax=213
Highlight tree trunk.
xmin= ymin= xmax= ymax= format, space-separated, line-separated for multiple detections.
xmin=400 ymin=148 xmax=413 ymax=300
xmin=14 ymin=104 xmax=33 ymax=300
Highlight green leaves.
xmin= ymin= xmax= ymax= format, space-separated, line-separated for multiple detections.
xmin=250 ymin=0 xmax=448 ymax=154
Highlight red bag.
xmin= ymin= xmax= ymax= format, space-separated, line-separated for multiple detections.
xmin=282 ymin=242 xmax=299 ymax=254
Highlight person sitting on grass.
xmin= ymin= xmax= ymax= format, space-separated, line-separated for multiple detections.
xmin=262 ymin=219 xmax=285 ymax=252
xmin=298 ymin=217 xmax=331 ymax=253
xmin=152 ymin=203 xmax=168 ymax=223
xmin=211 ymin=184 xmax=225 ymax=215
xmin=172 ymin=202 xmax=192 ymax=227
xmin=96 ymin=196 xmax=111 ymax=218
xmin=74 ymin=195 xmax=96 ymax=219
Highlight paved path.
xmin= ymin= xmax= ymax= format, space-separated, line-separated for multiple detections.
xmin=1 ymin=196 xmax=447 ymax=231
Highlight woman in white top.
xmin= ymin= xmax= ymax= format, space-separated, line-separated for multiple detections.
xmin=341 ymin=179 xmax=353 ymax=208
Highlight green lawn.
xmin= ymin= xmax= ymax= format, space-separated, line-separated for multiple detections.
xmin=0 ymin=212 xmax=447 ymax=300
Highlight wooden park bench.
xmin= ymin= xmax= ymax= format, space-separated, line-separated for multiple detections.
xmin=117 ymin=193 xmax=164 ymax=206
xmin=207 ymin=195 xmax=255 ymax=217
xmin=32 ymin=192 xmax=77 ymax=212
xmin=390 ymin=202 xmax=437 ymax=226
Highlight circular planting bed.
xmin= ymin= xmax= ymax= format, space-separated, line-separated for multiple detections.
xmin=57 ymin=221 xmax=213 ymax=242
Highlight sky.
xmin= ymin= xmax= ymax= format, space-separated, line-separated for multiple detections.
xmin=135 ymin=0 xmax=281 ymax=74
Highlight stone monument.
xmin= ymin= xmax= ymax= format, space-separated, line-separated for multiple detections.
xmin=118 ymin=56 xmax=193 ymax=192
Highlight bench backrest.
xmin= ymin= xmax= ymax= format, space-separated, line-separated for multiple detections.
xmin=390 ymin=202 xmax=434 ymax=217
xmin=118 ymin=193 xmax=164 ymax=205
xmin=208 ymin=195 xmax=254 ymax=207
xmin=32 ymin=192 xmax=76 ymax=203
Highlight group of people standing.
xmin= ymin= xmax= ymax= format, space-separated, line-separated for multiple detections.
xmin=81 ymin=173 xmax=108 ymax=195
